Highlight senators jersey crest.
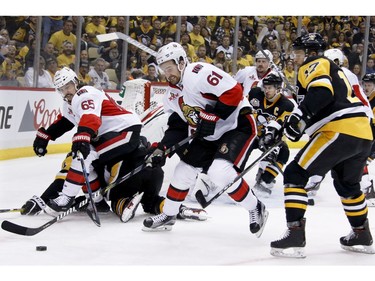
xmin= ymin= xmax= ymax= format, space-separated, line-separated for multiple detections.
xmin=178 ymin=96 xmax=201 ymax=127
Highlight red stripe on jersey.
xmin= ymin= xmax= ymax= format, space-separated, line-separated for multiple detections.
xmin=166 ymin=184 xmax=189 ymax=202
xmin=353 ymin=85 xmax=369 ymax=107
xmin=82 ymin=178 xmax=101 ymax=192
xmin=218 ymin=83 xmax=243 ymax=106
xmin=101 ymin=95 xmax=133 ymax=116
xmin=228 ymin=180 xmax=249 ymax=201
xmin=79 ymin=114 xmax=102 ymax=132
xmin=95 ymin=131 xmax=129 ymax=151
xmin=234 ymin=114 xmax=256 ymax=166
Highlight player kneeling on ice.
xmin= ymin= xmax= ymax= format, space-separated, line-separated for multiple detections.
xmin=244 ymin=73 xmax=295 ymax=197
xmin=142 ymin=42 xmax=268 ymax=236
xmin=270 ymin=33 xmax=374 ymax=258
xmin=21 ymin=136 xmax=207 ymax=222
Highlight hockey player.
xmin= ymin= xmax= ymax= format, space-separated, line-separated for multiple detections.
xmin=21 ymin=138 xmax=207 ymax=222
xmin=270 ymin=33 xmax=374 ymax=258
xmin=306 ymin=48 xmax=375 ymax=205
xmin=33 ymin=66 xmax=143 ymax=214
xmin=234 ymin=49 xmax=273 ymax=97
xmin=142 ymin=42 xmax=268 ymax=236
xmin=247 ymin=73 xmax=295 ymax=197
xmin=361 ymin=73 xmax=375 ymax=206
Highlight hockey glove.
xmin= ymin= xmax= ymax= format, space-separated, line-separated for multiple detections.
xmin=196 ymin=105 xmax=219 ymax=139
xmin=33 ymin=127 xmax=51 ymax=157
xmin=71 ymin=132 xmax=91 ymax=159
xmin=20 ymin=195 xmax=46 ymax=216
xmin=145 ymin=142 xmax=167 ymax=168
xmin=259 ymin=126 xmax=279 ymax=151
xmin=284 ymin=108 xmax=306 ymax=142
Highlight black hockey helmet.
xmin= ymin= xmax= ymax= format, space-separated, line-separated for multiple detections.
xmin=292 ymin=33 xmax=326 ymax=54
xmin=262 ymin=73 xmax=283 ymax=87
xmin=362 ymin=73 xmax=375 ymax=83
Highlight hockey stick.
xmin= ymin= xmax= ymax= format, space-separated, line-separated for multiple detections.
xmin=195 ymin=140 xmax=283 ymax=208
xmin=96 ymin=32 xmax=158 ymax=57
xmin=256 ymin=43 xmax=297 ymax=97
xmin=1 ymin=198 xmax=89 ymax=236
xmin=0 ymin=208 xmax=23 ymax=213
xmin=77 ymin=151 xmax=101 ymax=227
xmin=1 ymin=134 xmax=194 ymax=236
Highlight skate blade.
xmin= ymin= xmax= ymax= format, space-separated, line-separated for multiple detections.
xmin=180 ymin=209 xmax=209 ymax=221
xmin=341 ymin=244 xmax=375 ymax=254
xmin=141 ymin=225 xmax=174 ymax=232
xmin=270 ymin=247 xmax=306 ymax=258
xmin=255 ymin=210 xmax=269 ymax=238
xmin=365 ymin=198 xmax=375 ymax=207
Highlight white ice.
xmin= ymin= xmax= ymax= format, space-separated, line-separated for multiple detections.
xmin=1 ymin=149 xmax=374 ymax=280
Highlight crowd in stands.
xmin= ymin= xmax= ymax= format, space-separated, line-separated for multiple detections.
xmin=0 ymin=16 xmax=375 ymax=89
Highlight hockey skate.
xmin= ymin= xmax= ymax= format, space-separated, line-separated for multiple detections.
xmin=142 ymin=213 xmax=177 ymax=232
xmin=45 ymin=192 xmax=75 ymax=215
xmin=253 ymin=180 xmax=273 ymax=198
xmin=249 ymin=200 xmax=269 ymax=238
xmin=119 ymin=192 xmax=144 ymax=223
xmin=340 ymin=219 xmax=375 ymax=254
xmin=177 ymin=205 xmax=208 ymax=221
xmin=363 ymin=180 xmax=375 ymax=207
xmin=270 ymin=218 xmax=306 ymax=258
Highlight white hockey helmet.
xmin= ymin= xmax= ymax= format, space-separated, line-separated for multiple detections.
xmin=156 ymin=42 xmax=188 ymax=67
xmin=255 ymin=49 xmax=273 ymax=62
xmin=54 ymin=67 xmax=78 ymax=90
xmin=324 ymin=48 xmax=344 ymax=66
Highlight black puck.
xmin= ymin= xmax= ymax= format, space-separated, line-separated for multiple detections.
xmin=36 ymin=246 xmax=47 ymax=251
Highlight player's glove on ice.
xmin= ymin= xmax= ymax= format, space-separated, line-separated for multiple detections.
xmin=196 ymin=105 xmax=219 ymax=139
xmin=21 ymin=195 xmax=46 ymax=216
xmin=259 ymin=121 xmax=281 ymax=150
xmin=146 ymin=142 xmax=167 ymax=168
xmin=33 ymin=127 xmax=51 ymax=156
xmin=284 ymin=108 xmax=306 ymax=142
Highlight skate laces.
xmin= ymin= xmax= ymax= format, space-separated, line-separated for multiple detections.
xmin=274 ymin=228 xmax=291 ymax=242
xmin=53 ymin=192 xmax=72 ymax=206
xmin=152 ymin=213 xmax=169 ymax=223
xmin=249 ymin=205 xmax=260 ymax=224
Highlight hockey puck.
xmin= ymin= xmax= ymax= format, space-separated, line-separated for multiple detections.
xmin=36 ymin=246 xmax=47 ymax=251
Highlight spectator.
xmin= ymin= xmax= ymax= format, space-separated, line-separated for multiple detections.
xmin=283 ymin=59 xmax=295 ymax=86
xmin=142 ymin=64 xmax=159 ymax=82
xmin=116 ymin=16 xmax=127 ymax=34
xmin=0 ymin=44 xmax=23 ymax=77
xmin=152 ymin=18 xmax=164 ymax=48
xmin=45 ymin=56 xmax=58 ymax=80
xmin=257 ymin=18 xmax=279 ymax=45
xmin=352 ymin=22 xmax=366 ymax=46
xmin=180 ymin=32 xmax=196 ymax=60
xmin=239 ymin=16 xmax=256 ymax=45
xmin=200 ymin=26 xmax=211 ymax=51
xmin=0 ymin=43 xmax=9 ymax=65
xmin=24 ymin=56 xmax=54 ymax=88
xmin=332 ymin=32 xmax=351 ymax=57
xmin=0 ymin=29 xmax=10 ymax=44
xmin=235 ymin=46 xmax=250 ymax=70
xmin=351 ymin=63 xmax=362 ymax=81
xmin=12 ymin=16 xmax=38 ymax=48
xmin=85 ymin=16 xmax=106 ymax=46
xmin=365 ymin=57 xmax=375 ymax=74
xmin=207 ymin=39 xmax=218 ymax=59
xmin=348 ymin=43 xmax=364 ymax=70
xmin=42 ymin=16 xmax=63 ymax=48
xmin=41 ymin=42 xmax=57 ymax=62
xmin=77 ymin=60 xmax=92 ymax=86
xmin=131 ymin=16 xmax=157 ymax=47
xmin=160 ymin=16 xmax=176 ymax=38
xmin=48 ymin=19 xmax=76 ymax=54
xmin=181 ymin=16 xmax=193 ymax=33
xmin=189 ymin=23 xmax=205 ymax=52
xmin=57 ymin=41 xmax=75 ymax=69
xmin=194 ymin=44 xmax=213 ymax=63
xmin=272 ymin=49 xmax=284 ymax=70
xmin=89 ymin=57 xmax=110 ymax=90
xmin=216 ymin=35 xmax=233 ymax=60
xmin=214 ymin=18 xmax=234 ymax=45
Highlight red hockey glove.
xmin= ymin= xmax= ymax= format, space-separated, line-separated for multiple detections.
xmin=33 ymin=127 xmax=51 ymax=157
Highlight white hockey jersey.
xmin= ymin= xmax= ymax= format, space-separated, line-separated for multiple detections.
xmin=167 ymin=62 xmax=251 ymax=141
xmin=234 ymin=65 xmax=272 ymax=97
xmin=62 ymin=85 xmax=142 ymax=136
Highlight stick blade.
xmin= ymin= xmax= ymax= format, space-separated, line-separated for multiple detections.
xmin=195 ymin=190 xmax=210 ymax=208
xmin=1 ymin=220 xmax=36 ymax=236
xmin=96 ymin=32 xmax=120 ymax=42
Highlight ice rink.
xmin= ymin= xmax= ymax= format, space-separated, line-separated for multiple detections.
xmin=1 ymin=149 xmax=375 ymax=280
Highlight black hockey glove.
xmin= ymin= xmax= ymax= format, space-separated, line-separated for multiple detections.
xmin=196 ymin=105 xmax=219 ymax=139
xmin=145 ymin=142 xmax=167 ymax=168
xmin=20 ymin=195 xmax=46 ymax=216
xmin=259 ymin=126 xmax=279 ymax=151
xmin=71 ymin=132 xmax=91 ymax=159
xmin=284 ymin=108 xmax=306 ymax=142
xmin=33 ymin=127 xmax=51 ymax=157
